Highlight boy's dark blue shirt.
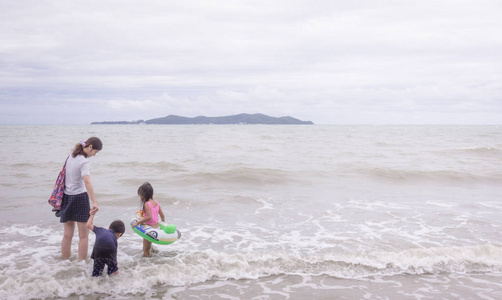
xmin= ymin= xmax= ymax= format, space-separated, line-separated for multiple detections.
xmin=91 ymin=226 xmax=118 ymax=260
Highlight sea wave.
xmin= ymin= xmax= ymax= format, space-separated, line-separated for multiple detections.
xmin=98 ymin=155 xmax=502 ymax=185
xmin=105 ymin=161 xmax=187 ymax=172
xmin=453 ymin=146 xmax=502 ymax=155
xmin=177 ymin=167 xmax=306 ymax=185
xmin=171 ymin=165 xmax=502 ymax=185
xmin=356 ymin=166 xmax=502 ymax=184
xmin=1 ymin=236 xmax=501 ymax=300
xmin=428 ymin=147 xmax=502 ymax=162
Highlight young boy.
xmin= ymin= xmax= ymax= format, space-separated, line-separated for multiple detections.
xmin=86 ymin=210 xmax=125 ymax=277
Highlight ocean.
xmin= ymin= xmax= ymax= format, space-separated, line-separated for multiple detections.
xmin=0 ymin=124 xmax=501 ymax=299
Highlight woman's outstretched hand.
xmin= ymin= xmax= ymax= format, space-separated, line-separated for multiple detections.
xmin=90 ymin=204 xmax=98 ymax=215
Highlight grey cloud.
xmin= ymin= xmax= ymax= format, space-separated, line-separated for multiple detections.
xmin=1 ymin=0 xmax=501 ymax=124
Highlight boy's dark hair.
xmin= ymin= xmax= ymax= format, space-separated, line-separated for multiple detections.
xmin=109 ymin=220 xmax=125 ymax=235
xmin=138 ymin=182 xmax=154 ymax=203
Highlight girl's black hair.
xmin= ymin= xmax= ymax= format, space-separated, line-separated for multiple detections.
xmin=138 ymin=182 xmax=154 ymax=203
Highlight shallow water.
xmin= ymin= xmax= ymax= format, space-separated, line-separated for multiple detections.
xmin=0 ymin=125 xmax=501 ymax=299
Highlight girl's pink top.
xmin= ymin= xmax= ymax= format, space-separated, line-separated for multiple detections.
xmin=145 ymin=200 xmax=160 ymax=225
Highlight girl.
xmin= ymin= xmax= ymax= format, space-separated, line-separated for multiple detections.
xmin=132 ymin=182 xmax=165 ymax=257
xmin=60 ymin=137 xmax=103 ymax=260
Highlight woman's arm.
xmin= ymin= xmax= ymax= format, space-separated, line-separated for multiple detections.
xmin=83 ymin=175 xmax=98 ymax=213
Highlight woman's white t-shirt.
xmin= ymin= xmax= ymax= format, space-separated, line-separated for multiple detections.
xmin=64 ymin=154 xmax=90 ymax=195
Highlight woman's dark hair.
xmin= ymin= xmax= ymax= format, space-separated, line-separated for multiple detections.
xmin=138 ymin=182 xmax=154 ymax=203
xmin=109 ymin=220 xmax=125 ymax=235
xmin=72 ymin=137 xmax=103 ymax=158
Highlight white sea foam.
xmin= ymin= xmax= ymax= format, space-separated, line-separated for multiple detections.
xmin=1 ymin=219 xmax=502 ymax=300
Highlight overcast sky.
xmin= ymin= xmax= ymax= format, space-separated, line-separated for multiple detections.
xmin=1 ymin=0 xmax=501 ymax=125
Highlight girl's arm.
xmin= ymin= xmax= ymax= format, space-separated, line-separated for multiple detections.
xmin=158 ymin=203 xmax=165 ymax=223
xmin=132 ymin=203 xmax=152 ymax=227
xmin=83 ymin=175 xmax=98 ymax=214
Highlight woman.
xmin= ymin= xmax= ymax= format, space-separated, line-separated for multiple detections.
xmin=60 ymin=137 xmax=102 ymax=260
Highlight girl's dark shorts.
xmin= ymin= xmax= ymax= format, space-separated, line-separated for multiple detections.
xmin=59 ymin=192 xmax=90 ymax=223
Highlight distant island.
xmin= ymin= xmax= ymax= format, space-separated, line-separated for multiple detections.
xmin=91 ymin=113 xmax=314 ymax=125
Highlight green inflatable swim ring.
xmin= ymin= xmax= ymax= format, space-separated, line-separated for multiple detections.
xmin=131 ymin=215 xmax=181 ymax=245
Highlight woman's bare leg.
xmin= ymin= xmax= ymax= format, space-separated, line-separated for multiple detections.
xmin=62 ymin=221 xmax=75 ymax=259
xmin=77 ymin=222 xmax=89 ymax=260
